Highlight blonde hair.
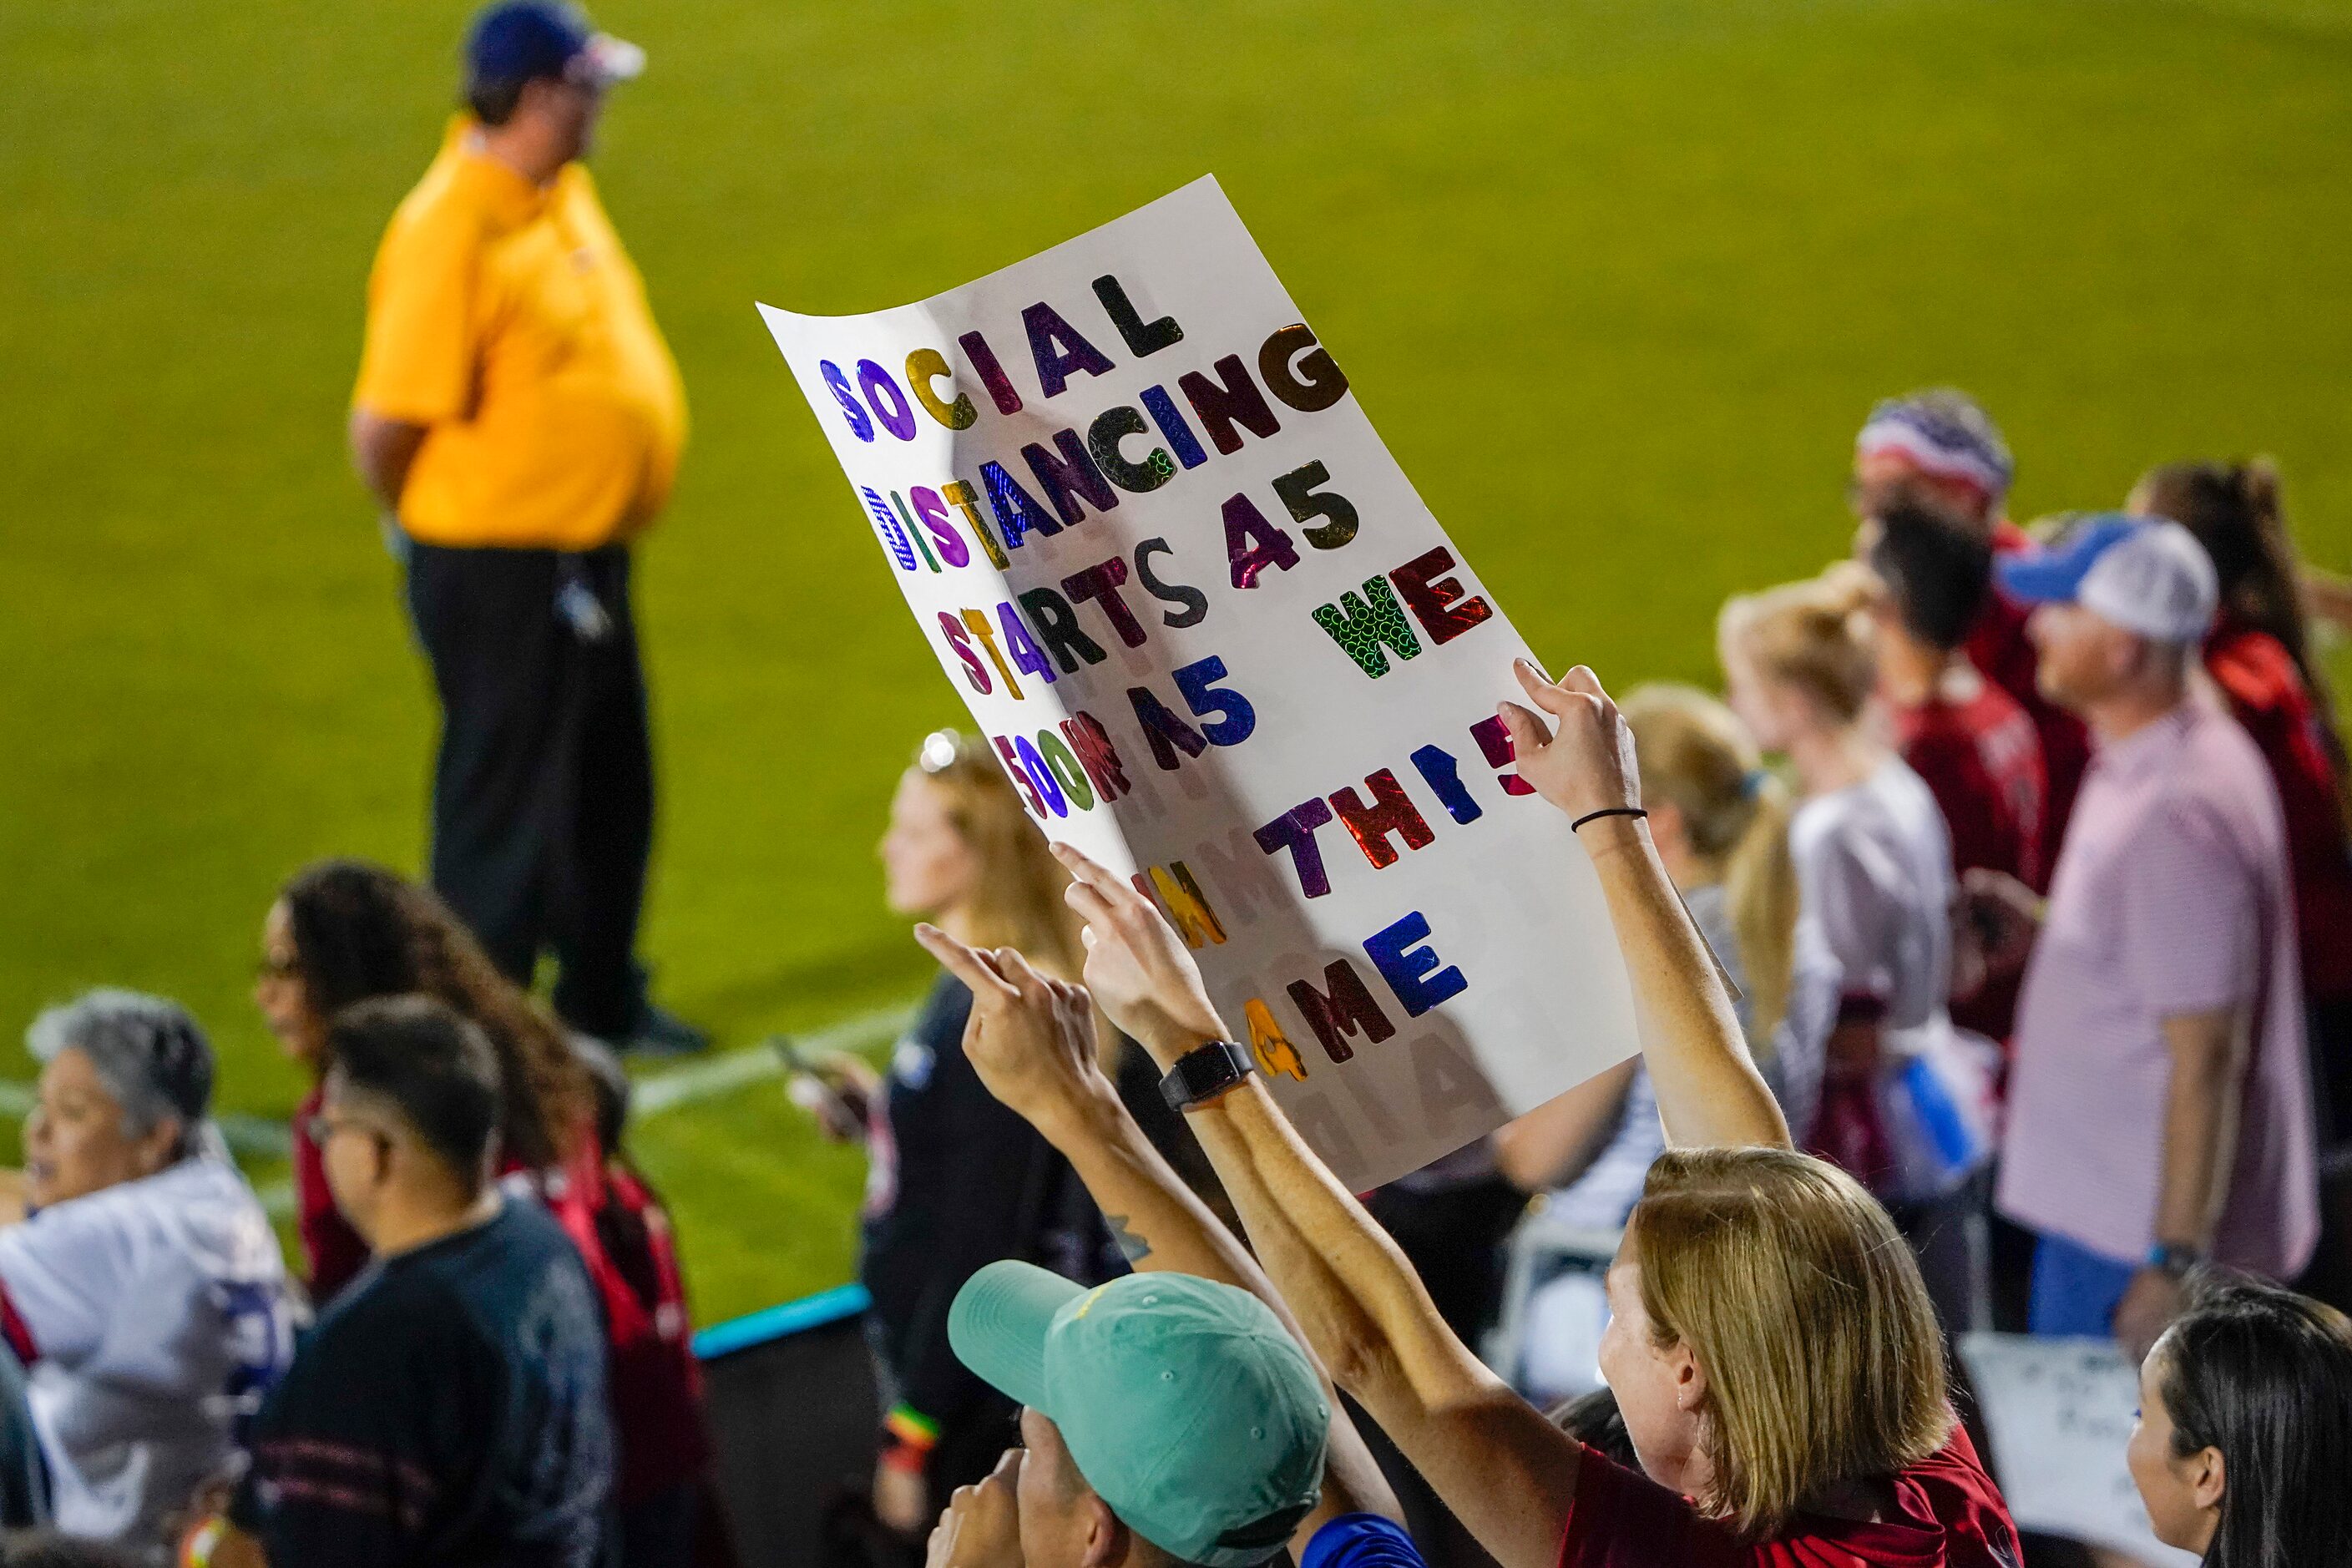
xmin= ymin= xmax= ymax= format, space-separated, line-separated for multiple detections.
xmin=1718 ymin=565 xmax=1880 ymax=727
xmin=1628 ymin=1148 xmax=1951 ymax=1537
xmin=1621 ymin=685 xmax=1797 ymax=1039
xmin=914 ymin=734 xmax=1087 ymax=982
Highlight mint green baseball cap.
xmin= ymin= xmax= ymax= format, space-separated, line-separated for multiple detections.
xmin=948 ymin=1262 xmax=1329 ymax=1567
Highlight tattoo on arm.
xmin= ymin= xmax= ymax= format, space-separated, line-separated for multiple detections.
xmin=1105 ymin=1214 xmax=1151 ymax=1263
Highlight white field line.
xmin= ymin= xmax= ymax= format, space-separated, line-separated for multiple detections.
xmin=630 ymin=999 xmax=915 ymax=1117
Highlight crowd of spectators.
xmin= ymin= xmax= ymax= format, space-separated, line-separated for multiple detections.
xmin=0 ymin=862 xmax=726 ymax=1568
xmin=12 ymin=352 xmax=2352 ymax=1568
xmin=792 ymin=385 xmax=2352 ymax=1568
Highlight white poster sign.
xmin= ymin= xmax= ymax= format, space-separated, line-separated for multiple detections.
xmin=1957 ymin=1333 xmax=2197 ymax=1565
xmin=759 ymin=176 xmax=1638 ymax=1190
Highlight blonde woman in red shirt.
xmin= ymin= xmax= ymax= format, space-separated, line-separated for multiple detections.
xmin=934 ymin=662 xmax=2023 ymax=1568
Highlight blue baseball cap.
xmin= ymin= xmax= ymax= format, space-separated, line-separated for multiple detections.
xmin=466 ymin=2 xmax=643 ymax=88
xmin=1995 ymin=512 xmax=2217 ymax=643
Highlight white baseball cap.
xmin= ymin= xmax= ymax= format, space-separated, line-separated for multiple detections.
xmin=1995 ymin=513 xmax=2217 ymax=644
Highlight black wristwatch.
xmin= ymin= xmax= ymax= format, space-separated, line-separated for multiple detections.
xmin=1159 ymin=1039 xmax=1255 ymax=1113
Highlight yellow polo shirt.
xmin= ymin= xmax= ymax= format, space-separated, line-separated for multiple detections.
xmin=355 ymin=120 xmax=686 ymax=549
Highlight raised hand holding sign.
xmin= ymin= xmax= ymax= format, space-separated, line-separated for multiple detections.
xmin=761 ymin=179 xmax=1640 ymax=1186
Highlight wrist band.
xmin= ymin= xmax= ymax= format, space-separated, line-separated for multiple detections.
xmin=1570 ymin=807 xmax=1648 ymax=833
xmin=883 ymin=1404 xmax=939 ymax=1454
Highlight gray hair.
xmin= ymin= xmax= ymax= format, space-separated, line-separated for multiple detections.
xmin=26 ymin=989 xmax=215 ymax=1144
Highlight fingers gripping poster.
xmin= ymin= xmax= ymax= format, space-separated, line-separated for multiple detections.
xmin=761 ymin=177 xmax=1638 ymax=1191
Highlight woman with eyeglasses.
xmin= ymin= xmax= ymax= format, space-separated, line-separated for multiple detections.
xmin=254 ymin=860 xmax=594 ymax=1308
xmin=797 ymin=732 xmax=1129 ymax=1543
xmin=253 ymin=859 xmax=716 ymax=1568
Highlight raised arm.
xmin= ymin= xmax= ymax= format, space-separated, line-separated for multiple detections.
xmin=1497 ymin=660 xmax=1788 ymax=1151
xmin=1054 ymin=846 xmax=1581 ymax=1568
xmin=909 ymin=928 xmax=1401 ymax=1544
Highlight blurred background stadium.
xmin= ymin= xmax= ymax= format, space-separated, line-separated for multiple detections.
xmin=5 ymin=0 xmax=2349 ymax=1325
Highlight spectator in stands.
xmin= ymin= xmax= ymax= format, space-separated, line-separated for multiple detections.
xmin=215 ymin=997 xmax=610 ymax=1568
xmin=809 ymin=731 xmax=1125 ymax=1541
xmin=1860 ymin=500 xmax=2047 ymax=1044
xmin=0 ymin=993 xmax=291 ymax=1558
xmin=2130 ymin=459 xmax=2352 ymax=1144
xmin=255 ymin=861 xmax=709 ymax=1567
xmin=1495 ymin=683 xmax=1827 ymax=1218
xmin=928 ymin=1271 xmax=1402 ymax=1568
xmin=259 ymin=860 xmax=593 ymax=1304
xmin=1974 ymin=517 xmax=2319 ymax=1358
xmin=351 ymin=1 xmax=701 ymax=1056
xmin=570 ymin=1037 xmax=733 ymax=1568
xmin=1853 ymin=389 xmax=2090 ymax=873
xmin=898 ymin=925 xmax=1409 ymax=1568
xmin=991 ymin=661 xmax=2017 ymax=1568
xmin=1721 ymin=571 xmax=1995 ymax=1331
xmin=2127 ymin=1272 xmax=2352 ymax=1565
xmin=1860 ymin=504 xmax=2053 ymax=1331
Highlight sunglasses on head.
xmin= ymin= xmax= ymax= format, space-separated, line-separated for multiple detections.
xmin=915 ymin=730 xmax=976 ymax=774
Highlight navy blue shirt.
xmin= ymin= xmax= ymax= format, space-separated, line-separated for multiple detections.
xmin=236 ymin=1199 xmax=611 ymax=1568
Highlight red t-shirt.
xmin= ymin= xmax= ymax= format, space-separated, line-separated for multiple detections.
xmin=1967 ymin=523 xmax=2090 ymax=879
xmin=1894 ymin=679 xmax=2047 ymax=1044
xmin=2206 ymin=621 xmax=2352 ymax=1002
xmin=1560 ymin=1427 xmax=2022 ymax=1568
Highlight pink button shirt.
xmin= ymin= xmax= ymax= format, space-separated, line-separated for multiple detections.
xmin=1997 ymin=701 xmax=2318 ymax=1278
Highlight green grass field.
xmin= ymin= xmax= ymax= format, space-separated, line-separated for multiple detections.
xmin=6 ymin=0 xmax=2352 ymax=1325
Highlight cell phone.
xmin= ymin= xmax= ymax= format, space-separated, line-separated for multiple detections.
xmin=768 ymin=1035 xmax=869 ymax=1135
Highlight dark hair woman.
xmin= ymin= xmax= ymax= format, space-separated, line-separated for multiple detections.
xmin=254 ymin=859 xmax=592 ymax=1300
xmin=2127 ymin=1272 xmax=2352 ymax=1566
xmin=2131 ymin=460 xmax=2352 ymax=1141
xmin=255 ymin=859 xmax=716 ymax=1568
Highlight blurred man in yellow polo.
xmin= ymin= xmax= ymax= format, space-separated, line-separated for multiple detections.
xmin=350 ymin=1 xmax=703 ymax=1054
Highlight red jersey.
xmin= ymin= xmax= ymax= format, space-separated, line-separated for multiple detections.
xmin=506 ymin=1141 xmax=714 ymax=1506
xmin=2206 ymin=621 xmax=2352 ymax=1002
xmin=1560 ymin=1427 xmax=2022 ymax=1568
xmin=599 ymin=1160 xmax=715 ymax=1506
xmin=1967 ymin=523 xmax=2090 ymax=878
xmin=1894 ymin=678 xmax=2047 ymax=1044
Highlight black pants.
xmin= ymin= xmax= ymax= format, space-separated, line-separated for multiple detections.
xmin=406 ymin=541 xmax=652 ymax=1038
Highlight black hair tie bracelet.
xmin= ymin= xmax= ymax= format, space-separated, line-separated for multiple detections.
xmin=1569 ymin=807 xmax=1648 ymax=834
